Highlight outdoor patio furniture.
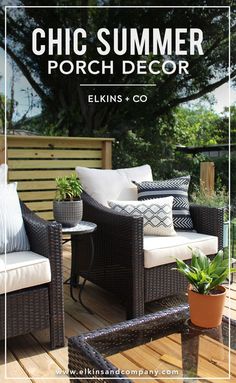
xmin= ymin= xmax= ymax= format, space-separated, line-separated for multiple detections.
xmin=62 ymin=221 xmax=97 ymax=312
xmin=78 ymin=192 xmax=224 ymax=319
xmin=68 ymin=302 xmax=235 ymax=382
xmin=0 ymin=202 xmax=65 ymax=349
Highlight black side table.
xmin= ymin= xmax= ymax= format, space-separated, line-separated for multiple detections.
xmin=62 ymin=221 xmax=97 ymax=313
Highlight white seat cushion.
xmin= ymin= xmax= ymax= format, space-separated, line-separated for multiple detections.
xmin=76 ymin=164 xmax=153 ymax=206
xmin=144 ymin=231 xmax=218 ymax=268
xmin=0 ymin=251 xmax=51 ymax=294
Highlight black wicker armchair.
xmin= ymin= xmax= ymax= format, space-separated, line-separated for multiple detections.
xmin=0 ymin=203 xmax=65 ymax=349
xmin=78 ymin=192 xmax=224 ymax=319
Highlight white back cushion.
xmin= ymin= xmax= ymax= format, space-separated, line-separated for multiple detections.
xmin=0 ymin=183 xmax=30 ymax=254
xmin=0 ymin=164 xmax=7 ymax=184
xmin=76 ymin=164 xmax=153 ymax=206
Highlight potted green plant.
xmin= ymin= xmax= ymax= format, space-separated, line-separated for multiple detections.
xmin=173 ymin=248 xmax=236 ymax=328
xmin=191 ymin=187 xmax=229 ymax=247
xmin=53 ymin=173 xmax=83 ymax=227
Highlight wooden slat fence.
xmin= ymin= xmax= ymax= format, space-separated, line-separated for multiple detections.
xmin=0 ymin=135 xmax=114 ymax=220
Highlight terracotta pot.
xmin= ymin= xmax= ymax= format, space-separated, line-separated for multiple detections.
xmin=188 ymin=285 xmax=226 ymax=328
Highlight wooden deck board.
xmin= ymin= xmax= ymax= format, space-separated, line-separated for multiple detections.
xmin=159 ymin=334 xmax=231 ymax=379
xmin=7 ymin=335 xmax=69 ymax=382
xmin=0 ymin=349 xmax=31 ymax=383
xmin=107 ymin=353 xmax=158 ymax=382
xmin=120 ymin=344 xmax=182 ymax=383
xmin=168 ymin=333 xmax=236 ymax=376
xmin=1 ymin=246 xmax=236 ymax=382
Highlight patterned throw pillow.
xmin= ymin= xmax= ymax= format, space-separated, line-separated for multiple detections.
xmin=108 ymin=197 xmax=176 ymax=236
xmin=136 ymin=176 xmax=193 ymax=230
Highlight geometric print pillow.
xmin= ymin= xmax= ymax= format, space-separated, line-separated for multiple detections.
xmin=108 ymin=197 xmax=176 ymax=236
xmin=136 ymin=176 xmax=193 ymax=230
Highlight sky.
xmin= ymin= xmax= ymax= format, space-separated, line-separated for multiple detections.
xmin=0 ymin=48 xmax=236 ymax=123
xmin=0 ymin=50 xmax=42 ymax=121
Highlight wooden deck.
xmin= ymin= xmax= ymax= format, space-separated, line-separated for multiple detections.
xmin=1 ymin=244 xmax=236 ymax=383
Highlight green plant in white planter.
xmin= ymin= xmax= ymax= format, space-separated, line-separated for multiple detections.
xmin=53 ymin=174 xmax=83 ymax=227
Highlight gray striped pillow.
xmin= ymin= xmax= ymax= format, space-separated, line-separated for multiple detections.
xmin=136 ymin=176 xmax=193 ymax=230
xmin=0 ymin=183 xmax=30 ymax=254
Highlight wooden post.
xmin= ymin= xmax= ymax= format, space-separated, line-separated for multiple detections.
xmin=200 ymin=162 xmax=215 ymax=195
xmin=0 ymin=136 xmax=6 ymax=165
xmin=102 ymin=140 xmax=113 ymax=169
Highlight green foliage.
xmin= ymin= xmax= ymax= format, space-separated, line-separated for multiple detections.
xmin=113 ymin=104 xmax=231 ymax=184
xmin=173 ymin=106 xmax=226 ymax=146
xmin=173 ymin=248 xmax=236 ymax=295
xmin=55 ymin=174 xmax=83 ymax=201
xmin=113 ymin=129 xmax=176 ymax=180
xmin=223 ymin=105 xmax=236 ymax=144
xmin=191 ymin=187 xmax=228 ymax=209
xmin=231 ymin=105 xmax=236 ymax=144
xmin=0 ymin=91 xmax=17 ymax=133
xmin=0 ymin=2 xmax=234 ymax=136
xmin=1 ymin=2 xmax=233 ymax=210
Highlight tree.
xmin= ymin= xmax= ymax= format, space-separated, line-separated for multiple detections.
xmin=0 ymin=68 xmax=18 ymax=133
xmin=221 ymin=104 xmax=236 ymax=144
xmin=172 ymin=106 xmax=227 ymax=146
xmin=112 ymin=104 xmax=229 ymax=178
xmin=0 ymin=0 xmax=235 ymax=136
xmin=0 ymin=64 xmax=39 ymax=134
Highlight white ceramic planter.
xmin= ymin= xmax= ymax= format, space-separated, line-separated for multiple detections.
xmin=53 ymin=200 xmax=83 ymax=227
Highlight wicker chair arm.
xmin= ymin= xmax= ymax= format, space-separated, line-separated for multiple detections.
xmin=20 ymin=202 xmax=65 ymax=349
xmin=81 ymin=193 xmax=144 ymax=318
xmin=20 ymin=202 xmax=62 ymax=262
xmin=190 ymin=204 xmax=224 ymax=250
xmin=82 ymin=192 xmax=141 ymax=222
xmin=82 ymin=192 xmax=144 ymax=266
xmin=82 ymin=192 xmax=143 ymax=244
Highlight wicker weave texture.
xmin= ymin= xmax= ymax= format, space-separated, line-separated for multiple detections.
xmin=79 ymin=193 xmax=224 ymax=319
xmin=0 ymin=287 xmax=49 ymax=339
xmin=68 ymin=306 xmax=189 ymax=382
xmin=68 ymin=306 xmax=235 ymax=382
xmin=0 ymin=203 xmax=65 ymax=349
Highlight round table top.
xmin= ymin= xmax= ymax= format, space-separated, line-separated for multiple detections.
xmin=61 ymin=221 xmax=97 ymax=235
